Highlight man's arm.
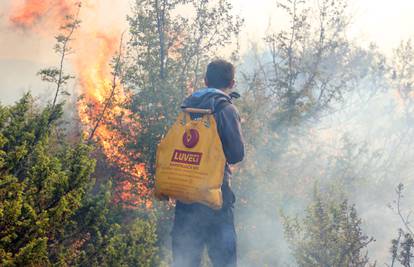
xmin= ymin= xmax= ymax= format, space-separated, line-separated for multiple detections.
xmin=216 ymin=104 xmax=245 ymax=164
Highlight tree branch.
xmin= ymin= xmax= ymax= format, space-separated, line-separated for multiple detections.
xmin=88 ymin=33 xmax=125 ymax=143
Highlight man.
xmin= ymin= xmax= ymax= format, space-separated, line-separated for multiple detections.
xmin=172 ymin=59 xmax=245 ymax=267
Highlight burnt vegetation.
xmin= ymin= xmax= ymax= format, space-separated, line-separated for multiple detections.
xmin=2 ymin=0 xmax=414 ymax=266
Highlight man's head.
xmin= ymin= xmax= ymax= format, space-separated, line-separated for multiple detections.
xmin=204 ymin=59 xmax=235 ymax=91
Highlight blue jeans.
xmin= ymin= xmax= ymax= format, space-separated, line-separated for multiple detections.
xmin=172 ymin=199 xmax=237 ymax=267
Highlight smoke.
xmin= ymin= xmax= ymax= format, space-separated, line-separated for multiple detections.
xmin=233 ymin=38 xmax=414 ymax=266
xmin=1 ymin=0 xmax=130 ymax=101
xmin=0 ymin=2 xmax=53 ymax=104
xmin=3 ymin=1 xmax=414 ymax=266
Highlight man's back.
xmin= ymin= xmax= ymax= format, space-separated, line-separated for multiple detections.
xmin=172 ymin=87 xmax=244 ymax=267
xmin=181 ymin=88 xmax=244 ymax=183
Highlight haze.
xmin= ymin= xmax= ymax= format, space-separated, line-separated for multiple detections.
xmin=0 ymin=0 xmax=413 ymax=104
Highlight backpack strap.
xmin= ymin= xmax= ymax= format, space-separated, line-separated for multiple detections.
xmin=213 ymin=91 xmax=240 ymax=114
xmin=182 ymin=108 xmax=212 ymax=114
xmin=182 ymin=108 xmax=213 ymax=128
xmin=213 ymin=99 xmax=231 ymax=114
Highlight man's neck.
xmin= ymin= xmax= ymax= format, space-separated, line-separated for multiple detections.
xmin=219 ymin=88 xmax=232 ymax=95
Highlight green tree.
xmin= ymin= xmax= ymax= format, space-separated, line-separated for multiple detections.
xmin=389 ymin=184 xmax=414 ymax=267
xmin=0 ymin=94 xmax=93 ymax=265
xmin=65 ymin=182 xmax=159 ymax=267
xmin=0 ymin=94 xmax=160 ymax=266
xmin=123 ymin=0 xmax=242 ymax=181
xmin=233 ymin=1 xmax=387 ymax=262
xmin=262 ymin=0 xmax=359 ymax=131
xmin=282 ymin=189 xmax=375 ymax=267
xmin=0 ymin=3 xmax=160 ymax=264
xmin=235 ymin=0 xmax=380 ymax=204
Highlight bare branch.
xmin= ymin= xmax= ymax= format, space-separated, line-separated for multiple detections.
xmin=52 ymin=3 xmax=81 ymax=109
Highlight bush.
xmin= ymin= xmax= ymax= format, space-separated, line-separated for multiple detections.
xmin=282 ymin=189 xmax=375 ymax=267
xmin=0 ymin=94 xmax=159 ymax=266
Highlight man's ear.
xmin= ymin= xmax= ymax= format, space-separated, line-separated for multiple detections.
xmin=229 ymin=79 xmax=235 ymax=89
xmin=204 ymin=77 xmax=209 ymax=87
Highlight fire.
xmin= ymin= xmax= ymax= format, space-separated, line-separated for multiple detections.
xmin=76 ymin=32 xmax=151 ymax=208
xmin=9 ymin=0 xmax=151 ymax=208
xmin=10 ymin=0 xmax=75 ymax=29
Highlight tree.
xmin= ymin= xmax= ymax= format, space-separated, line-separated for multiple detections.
xmin=389 ymin=184 xmax=414 ymax=267
xmin=236 ymin=0 xmax=373 ymax=180
xmin=232 ymin=1 xmax=383 ymax=262
xmin=0 ymin=94 xmax=92 ymax=265
xmin=119 ymin=0 xmax=242 ymax=203
xmin=0 ymin=3 xmax=161 ymax=264
xmin=391 ymin=39 xmax=414 ymax=119
xmin=262 ymin=0 xmax=356 ymax=130
xmin=235 ymin=0 xmax=373 ymax=196
xmin=0 ymin=94 xmax=160 ymax=266
xmin=64 ymin=182 xmax=159 ymax=267
xmin=282 ymin=188 xmax=375 ymax=267
xmin=37 ymin=2 xmax=81 ymax=109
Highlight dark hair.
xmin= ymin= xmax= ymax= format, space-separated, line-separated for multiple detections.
xmin=205 ymin=59 xmax=235 ymax=89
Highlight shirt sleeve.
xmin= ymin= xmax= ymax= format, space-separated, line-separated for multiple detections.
xmin=215 ymin=104 xmax=245 ymax=164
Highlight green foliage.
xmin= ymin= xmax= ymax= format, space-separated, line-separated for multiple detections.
xmin=399 ymin=233 xmax=414 ymax=267
xmin=65 ymin=182 xmax=159 ymax=267
xmin=282 ymin=189 xmax=375 ymax=267
xmin=389 ymin=184 xmax=414 ymax=267
xmin=0 ymin=94 xmax=91 ymax=265
xmin=0 ymin=95 xmax=159 ymax=266
xmin=389 ymin=229 xmax=414 ymax=267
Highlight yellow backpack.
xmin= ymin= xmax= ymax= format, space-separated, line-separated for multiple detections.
xmin=154 ymin=108 xmax=226 ymax=209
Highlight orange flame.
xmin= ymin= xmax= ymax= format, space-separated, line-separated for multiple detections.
xmin=9 ymin=0 xmax=151 ymax=208
xmin=76 ymin=32 xmax=151 ymax=208
xmin=10 ymin=0 xmax=75 ymax=29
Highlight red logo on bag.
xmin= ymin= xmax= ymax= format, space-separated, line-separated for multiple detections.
xmin=171 ymin=150 xmax=202 ymax=165
xmin=183 ymin=129 xmax=199 ymax=148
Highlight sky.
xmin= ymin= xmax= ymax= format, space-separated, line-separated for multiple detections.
xmin=235 ymin=0 xmax=414 ymax=52
xmin=1 ymin=0 xmax=414 ymax=103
